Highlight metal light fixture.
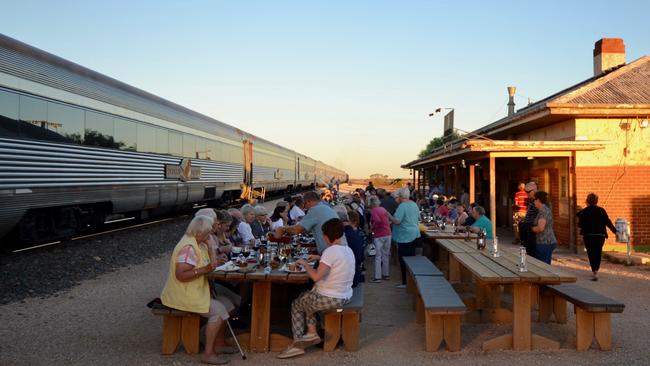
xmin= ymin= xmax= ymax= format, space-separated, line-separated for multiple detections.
xmin=461 ymin=159 xmax=466 ymax=168
xmin=641 ymin=119 xmax=649 ymax=128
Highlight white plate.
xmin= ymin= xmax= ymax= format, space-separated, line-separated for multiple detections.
xmin=281 ymin=264 xmax=306 ymax=273
xmin=214 ymin=261 xmax=238 ymax=272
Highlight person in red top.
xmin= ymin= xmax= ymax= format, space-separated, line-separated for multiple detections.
xmin=513 ymin=183 xmax=528 ymax=243
xmin=368 ymin=195 xmax=392 ymax=283
xmin=434 ymin=198 xmax=449 ymax=218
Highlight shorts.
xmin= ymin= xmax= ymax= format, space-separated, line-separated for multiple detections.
xmin=201 ymin=296 xmax=235 ymax=323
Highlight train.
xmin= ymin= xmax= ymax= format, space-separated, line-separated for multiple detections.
xmin=0 ymin=34 xmax=348 ymax=246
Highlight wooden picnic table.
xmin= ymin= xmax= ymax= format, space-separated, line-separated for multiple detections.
xmin=421 ymin=229 xmax=476 ymax=262
xmin=423 ymin=227 xmax=477 ymax=240
xmin=436 ymin=239 xmax=576 ymax=351
xmin=206 ymin=268 xmax=309 ymax=353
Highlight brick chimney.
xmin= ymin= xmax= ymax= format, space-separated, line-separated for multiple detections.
xmin=593 ymin=38 xmax=625 ymax=77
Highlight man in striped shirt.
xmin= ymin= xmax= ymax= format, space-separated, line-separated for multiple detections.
xmin=519 ymin=181 xmax=539 ymax=256
xmin=512 ymin=183 xmax=528 ymax=244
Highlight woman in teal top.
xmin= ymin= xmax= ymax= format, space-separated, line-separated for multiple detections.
xmin=388 ymin=188 xmax=421 ymax=288
xmin=467 ymin=205 xmax=494 ymax=239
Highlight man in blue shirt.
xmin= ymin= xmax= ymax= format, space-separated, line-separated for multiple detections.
xmin=274 ymin=191 xmax=346 ymax=253
xmin=467 ymin=205 xmax=493 ymax=239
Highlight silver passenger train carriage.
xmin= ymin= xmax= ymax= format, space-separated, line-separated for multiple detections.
xmin=0 ymin=34 xmax=347 ymax=246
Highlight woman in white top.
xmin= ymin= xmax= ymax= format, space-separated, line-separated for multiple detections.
xmin=270 ymin=204 xmax=289 ymax=231
xmin=237 ymin=204 xmax=256 ymax=246
xmin=289 ymin=196 xmax=306 ymax=222
xmin=277 ymin=218 xmax=355 ymax=359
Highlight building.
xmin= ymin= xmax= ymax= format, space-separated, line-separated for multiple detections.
xmin=403 ymin=38 xmax=650 ymax=251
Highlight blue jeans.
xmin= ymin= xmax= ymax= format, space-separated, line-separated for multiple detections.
xmin=397 ymin=240 xmax=417 ymax=284
xmin=535 ymin=243 xmax=556 ymax=264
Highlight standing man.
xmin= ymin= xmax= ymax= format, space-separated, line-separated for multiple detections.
xmin=378 ymin=189 xmax=398 ymax=215
xmin=459 ymin=184 xmax=470 ymax=209
xmin=512 ymin=182 xmax=528 ymax=244
xmin=274 ymin=191 xmax=347 ymax=254
xmin=520 ymin=181 xmax=538 ymax=257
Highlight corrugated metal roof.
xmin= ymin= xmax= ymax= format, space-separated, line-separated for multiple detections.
xmin=557 ymin=57 xmax=650 ymax=105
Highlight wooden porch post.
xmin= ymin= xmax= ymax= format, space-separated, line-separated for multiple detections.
xmin=489 ymin=154 xmax=497 ymax=238
xmin=568 ymin=153 xmax=577 ymax=253
xmin=469 ymin=164 xmax=476 ymax=203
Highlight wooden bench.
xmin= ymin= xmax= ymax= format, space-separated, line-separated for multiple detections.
xmin=323 ymin=284 xmax=364 ymax=352
xmin=151 ymin=303 xmax=201 ymax=355
xmin=402 ymin=255 xmax=443 ymax=295
xmin=414 ymin=275 xmax=466 ymax=352
xmin=539 ymin=284 xmax=625 ymax=351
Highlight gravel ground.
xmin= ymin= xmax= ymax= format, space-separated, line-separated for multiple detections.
xmin=0 ymin=198 xmax=282 ymax=305
xmin=2 ymin=212 xmax=650 ymax=365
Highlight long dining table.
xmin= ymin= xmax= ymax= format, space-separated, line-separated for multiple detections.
xmin=206 ymin=268 xmax=309 ymax=353
xmin=436 ymin=238 xmax=576 ymax=351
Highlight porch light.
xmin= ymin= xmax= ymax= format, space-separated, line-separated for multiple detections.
xmin=527 ymin=156 xmax=534 ymax=160
xmin=641 ymin=119 xmax=649 ymax=128
xmin=461 ymin=159 xmax=466 ymax=168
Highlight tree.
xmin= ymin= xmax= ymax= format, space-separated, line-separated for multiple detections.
xmin=369 ymin=173 xmax=389 ymax=180
xmin=418 ymin=132 xmax=461 ymax=158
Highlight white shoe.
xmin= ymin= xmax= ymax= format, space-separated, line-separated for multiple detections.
xmin=277 ymin=346 xmax=306 ymax=359
xmin=293 ymin=333 xmax=321 ymax=349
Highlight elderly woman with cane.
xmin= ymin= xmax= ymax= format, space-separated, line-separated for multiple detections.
xmin=161 ymin=216 xmax=235 ymax=365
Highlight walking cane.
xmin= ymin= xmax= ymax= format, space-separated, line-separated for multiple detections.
xmin=210 ymin=277 xmax=246 ymax=359
xmin=226 ymin=319 xmax=247 ymax=360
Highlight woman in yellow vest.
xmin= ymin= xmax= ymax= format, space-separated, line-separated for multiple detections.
xmin=161 ymin=215 xmax=234 ymax=365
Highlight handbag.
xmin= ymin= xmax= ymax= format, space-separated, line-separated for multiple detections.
xmin=366 ymin=242 xmax=377 ymax=257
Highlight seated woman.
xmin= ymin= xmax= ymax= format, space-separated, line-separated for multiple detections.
xmin=270 ymin=204 xmax=289 ymax=231
xmin=434 ymin=198 xmax=449 ymax=217
xmin=454 ymin=203 xmax=469 ymax=226
xmin=161 ymin=216 xmax=236 ymax=365
xmin=250 ymin=205 xmax=271 ymax=238
xmin=237 ymin=204 xmax=257 ymax=246
xmin=344 ymin=210 xmax=365 ymax=288
xmin=277 ymin=218 xmax=355 ymax=359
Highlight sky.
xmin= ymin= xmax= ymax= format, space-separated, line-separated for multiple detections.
xmin=3 ymin=0 xmax=650 ymax=178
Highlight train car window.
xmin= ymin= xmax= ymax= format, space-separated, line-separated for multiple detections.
xmin=84 ymin=111 xmax=117 ymax=148
xmin=136 ymin=123 xmax=156 ymax=153
xmin=169 ymin=132 xmax=182 ymax=157
xmin=196 ymin=138 xmax=208 ymax=159
xmin=18 ymin=95 xmax=67 ymax=142
xmin=182 ymin=134 xmax=196 ymax=158
xmin=155 ymin=127 xmax=169 ymax=154
xmin=0 ymin=89 xmax=20 ymax=138
xmin=114 ymin=118 xmax=137 ymax=151
xmin=47 ymin=102 xmax=84 ymax=144
xmin=207 ymin=140 xmax=220 ymax=161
